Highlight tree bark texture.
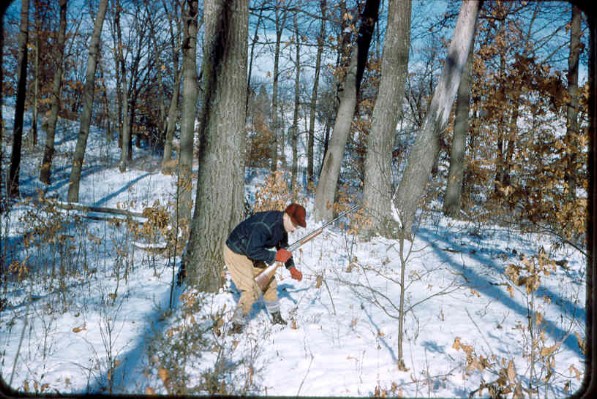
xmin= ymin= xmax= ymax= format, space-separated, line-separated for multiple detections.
xmin=40 ymin=0 xmax=68 ymax=185
xmin=307 ymin=0 xmax=327 ymax=187
xmin=314 ymin=0 xmax=380 ymax=222
xmin=185 ymin=0 xmax=248 ymax=292
xmin=443 ymin=42 xmax=474 ymax=218
xmin=363 ymin=0 xmax=411 ymax=237
xmin=9 ymin=0 xmax=30 ymax=198
xmin=161 ymin=69 xmax=182 ymax=171
xmin=177 ymin=0 xmax=199 ymax=227
xmin=67 ymin=0 xmax=109 ymax=202
xmin=394 ymin=0 xmax=481 ymax=237
xmin=161 ymin=0 xmax=183 ymax=172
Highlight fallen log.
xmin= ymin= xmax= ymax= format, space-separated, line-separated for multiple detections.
xmin=48 ymin=200 xmax=146 ymax=218
xmin=46 ymin=200 xmax=169 ymax=251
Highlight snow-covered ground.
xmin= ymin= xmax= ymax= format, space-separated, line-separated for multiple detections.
xmin=0 ymin=106 xmax=586 ymax=397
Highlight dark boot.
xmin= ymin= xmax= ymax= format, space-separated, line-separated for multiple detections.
xmin=271 ymin=311 xmax=287 ymax=326
xmin=229 ymin=307 xmax=246 ymax=335
xmin=229 ymin=322 xmax=244 ymax=335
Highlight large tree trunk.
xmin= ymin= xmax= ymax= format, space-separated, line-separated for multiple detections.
xmin=184 ymin=0 xmax=248 ymax=292
xmin=161 ymin=0 xmax=183 ymax=172
xmin=443 ymin=43 xmax=474 ymax=218
xmin=161 ymin=69 xmax=182 ymax=172
xmin=0 ymin=3 xmax=6 ymax=211
xmin=362 ymin=0 xmax=411 ymax=237
xmin=394 ymin=0 xmax=481 ymax=238
xmin=177 ymin=0 xmax=199 ymax=229
xmin=565 ymin=5 xmax=582 ymax=201
xmin=9 ymin=0 xmax=30 ymax=198
xmin=8 ymin=0 xmax=30 ymax=199
xmin=40 ymin=0 xmax=68 ymax=185
xmin=307 ymin=0 xmax=327 ymax=187
xmin=67 ymin=0 xmax=109 ymax=202
xmin=314 ymin=0 xmax=380 ymax=222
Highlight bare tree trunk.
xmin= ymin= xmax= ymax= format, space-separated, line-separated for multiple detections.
xmin=290 ymin=13 xmax=301 ymax=193
xmin=443 ymin=43 xmax=474 ymax=218
xmin=112 ymin=19 xmax=124 ymax=150
xmin=494 ymin=118 xmax=506 ymax=193
xmin=314 ymin=0 xmax=380 ymax=222
xmin=493 ymin=19 xmax=508 ymax=195
xmin=98 ymin=60 xmax=113 ymax=142
xmin=363 ymin=0 xmax=411 ymax=237
xmin=115 ymin=0 xmax=132 ymax=172
xmin=177 ymin=0 xmax=199 ymax=228
xmin=314 ymin=58 xmax=358 ymax=220
xmin=161 ymin=69 xmax=182 ymax=171
xmin=396 ymin=236 xmax=408 ymax=371
xmin=493 ymin=3 xmax=537 ymax=199
xmin=0 ymin=3 xmax=5 ymax=211
xmin=67 ymin=0 xmax=109 ymax=202
xmin=129 ymin=96 xmax=137 ymax=153
xmin=279 ymin=100 xmax=288 ymax=169
xmin=585 ymin=12 xmax=596 ymax=384
xmin=161 ymin=0 xmax=183 ymax=172
xmin=269 ymin=4 xmax=288 ymax=172
xmin=393 ymin=0 xmax=481 ymax=237
xmin=246 ymin=0 xmax=265 ymax=116
xmin=147 ymin=5 xmax=167 ymax=152
xmin=40 ymin=0 xmax=68 ymax=185
xmin=185 ymin=0 xmax=248 ymax=292
xmin=31 ymin=0 xmax=43 ymax=147
xmin=565 ymin=5 xmax=582 ymax=201
xmin=126 ymin=23 xmax=145 ymax=157
xmin=8 ymin=0 xmax=30 ymax=199
xmin=307 ymin=0 xmax=327 ymax=187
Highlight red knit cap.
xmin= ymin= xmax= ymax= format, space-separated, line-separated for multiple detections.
xmin=285 ymin=203 xmax=306 ymax=228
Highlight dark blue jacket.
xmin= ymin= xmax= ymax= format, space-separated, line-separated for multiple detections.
xmin=226 ymin=211 xmax=295 ymax=268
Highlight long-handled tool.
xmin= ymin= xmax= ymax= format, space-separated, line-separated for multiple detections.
xmin=254 ymin=204 xmax=361 ymax=291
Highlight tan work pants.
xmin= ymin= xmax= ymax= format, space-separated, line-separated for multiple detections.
xmin=223 ymin=244 xmax=279 ymax=316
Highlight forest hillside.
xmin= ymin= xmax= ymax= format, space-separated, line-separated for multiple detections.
xmin=0 ymin=100 xmax=588 ymax=397
xmin=1 ymin=0 xmax=594 ymax=397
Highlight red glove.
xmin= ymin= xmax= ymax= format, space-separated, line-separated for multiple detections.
xmin=289 ymin=267 xmax=303 ymax=281
xmin=275 ymin=248 xmax=292 ymax=263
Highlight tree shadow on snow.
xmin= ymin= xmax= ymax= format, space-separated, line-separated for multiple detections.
xmin=84 ymin=280 xmax=182 ymax=394
xmin=416 ymin=227 xmax=584 ymax=357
